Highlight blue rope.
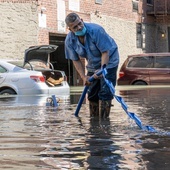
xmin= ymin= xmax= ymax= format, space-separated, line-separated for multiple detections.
xmin=102 ymin=67 xmax=168 ymax=134
xmin=74 ymin=66 xmax=170 ymax=135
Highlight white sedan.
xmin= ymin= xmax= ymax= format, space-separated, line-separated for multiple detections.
xmin=0 ymin=61 xmax=70 ymax=96
xmin=0 ymin=61 xmax=48 ymax=95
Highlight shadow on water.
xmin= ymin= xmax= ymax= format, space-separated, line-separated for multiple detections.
xmin=0 ymin=86 xmax=169 ymax=169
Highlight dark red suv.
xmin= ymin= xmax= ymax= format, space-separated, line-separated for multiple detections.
xmin=117 ymin=53 xmax=170 ymax=85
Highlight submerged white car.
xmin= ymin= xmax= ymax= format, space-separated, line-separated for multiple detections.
xmin=0 ymin=45 xmax=70 ymax=95
xmin=0 ymin=61 xmax=48 ymax=95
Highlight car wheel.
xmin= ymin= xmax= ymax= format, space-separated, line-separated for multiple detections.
xmin=133 ymin=81 xmax=147 ymax=85
xmin=0 ymin=89 xmax=16 ymax=95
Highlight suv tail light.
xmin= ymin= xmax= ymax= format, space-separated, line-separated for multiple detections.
xmin=30 ymin=75 xmax=45 ymax=82
xmin=119 ymin=72 xmax=125 ymax=78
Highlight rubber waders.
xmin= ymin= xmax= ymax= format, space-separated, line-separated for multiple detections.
xmin=99 ymin=100 xmax=112 ymax=119
xmin=89 ymin=101 xmax=99 ymax=117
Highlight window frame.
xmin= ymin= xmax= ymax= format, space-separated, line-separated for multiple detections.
xmin=95 ymin=0 xmax=102 ymax=5
xmin=127 ymin=56 xmax=154 ymax=68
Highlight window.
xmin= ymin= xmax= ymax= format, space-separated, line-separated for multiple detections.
xmin=154 ymin=56 xmax=170 ymax=68
xmin=95 ymin=0 xmax=102 ymax=5
xmin=132 ymin=0 xmax=139 ymax=11
xmin=0 ymin=66 xmax=7 ymax=73
xmin=147 ymin=0 xmax=153 ymax=5
xmin=136 ymin=23 xmax=142 ymax=48
xmin=128 ymin=56 xmax=153 ymax=68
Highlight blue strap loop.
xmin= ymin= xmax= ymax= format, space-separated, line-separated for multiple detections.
xmin=75 ymin=65 xmax=170 ymax=135
xmin=102 ymin=66 xmax=156 ymax=132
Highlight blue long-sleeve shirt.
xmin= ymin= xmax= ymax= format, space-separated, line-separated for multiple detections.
xmin=65 ymin=22 xmax=119 ymax=72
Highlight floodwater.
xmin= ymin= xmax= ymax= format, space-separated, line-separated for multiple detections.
xmin=0 ymin=86 xmax=170 ymax=170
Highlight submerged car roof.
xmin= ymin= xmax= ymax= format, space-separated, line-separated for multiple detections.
xmin=23 ymin=45 xmax=58 ymax=65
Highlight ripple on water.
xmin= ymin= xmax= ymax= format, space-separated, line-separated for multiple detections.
xmin=0 ymin=88 xmax=170 ymax=169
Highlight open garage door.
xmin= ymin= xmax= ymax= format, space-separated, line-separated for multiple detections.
xmin=49 ymin=35 xmax=74 ymax=85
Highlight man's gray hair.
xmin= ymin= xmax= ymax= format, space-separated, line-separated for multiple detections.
xmin=65 ymin=13 xmax=80 ymax=26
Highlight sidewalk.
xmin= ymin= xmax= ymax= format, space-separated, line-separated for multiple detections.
xmin=70 ymin=86 xmax=84 ymax=93
xmin=70 ymin=85 xmax=170 ymax=94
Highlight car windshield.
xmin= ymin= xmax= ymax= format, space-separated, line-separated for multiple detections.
xmin=8 ymin=61 xmax=23 ymax=67
xmin=7 ymin=61 xmax=25 ymax=71
xmin=13 ymin=66 xmax=25 ymax=72
xmin=127 ymin=56 xmax=153 ymax=68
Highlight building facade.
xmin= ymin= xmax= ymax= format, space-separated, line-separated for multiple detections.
xmin=143 ymin=0 xmax=170 ymax=52
xmin=0 ymin=0 xmax=170 ymax=85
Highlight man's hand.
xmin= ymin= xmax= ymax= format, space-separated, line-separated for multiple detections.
xmin=93 ymin=69 xmax=103 ymax=79
xmin=82 ymin=75 xmax=91 ymax=86
xmin=83 ymin=69 xmax=103 ymax=86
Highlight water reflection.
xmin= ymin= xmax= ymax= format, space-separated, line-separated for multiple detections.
xmin=0 ymin=87 xmax=169 ymax=169
xmin=85 ymin=118 xmax=120 ymax=169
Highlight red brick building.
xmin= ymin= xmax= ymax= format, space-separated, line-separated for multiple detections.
xmin=0 ymin=0 xmax=170 ymax=85
xmin=143 ymin=0 xmax=170 ymax=52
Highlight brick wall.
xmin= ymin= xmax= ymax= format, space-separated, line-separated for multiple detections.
xmin=38 ymin=0 xmax=142 ymax=65
xmin=0 ymin=0 xmax=38 ymax=59
xmin=1 ymin=0 xmax=169 ymax=78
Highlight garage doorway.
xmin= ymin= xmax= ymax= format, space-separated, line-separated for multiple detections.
xmin=49 ymin=35 xmax=74 ymax=85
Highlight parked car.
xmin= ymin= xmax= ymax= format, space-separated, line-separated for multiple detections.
xmin=0 ymin=61 xmax=49 ymax=95
xmin=23 ymin=45 xmax=70 ymax=94
xmin=0 ymin=45 xmax=70 ymax=95
xmin=117 ymin=53 xmax=170 ymax=85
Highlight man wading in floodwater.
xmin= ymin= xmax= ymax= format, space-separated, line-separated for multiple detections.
xmin=64 ymin=13 xmax=119 ymax=118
